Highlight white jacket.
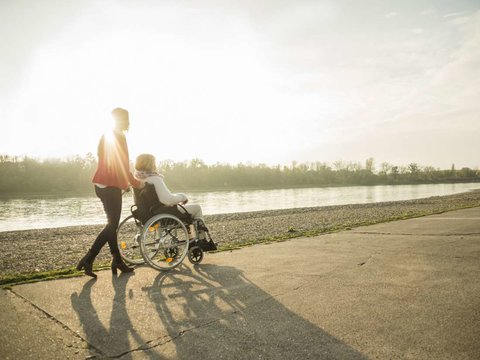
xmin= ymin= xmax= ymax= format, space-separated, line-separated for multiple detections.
xmin=138 ymin=175 xmax=187 ymax=206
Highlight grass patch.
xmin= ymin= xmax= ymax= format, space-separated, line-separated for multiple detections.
xmin=0 ymin=264 xmax=110 ymax=288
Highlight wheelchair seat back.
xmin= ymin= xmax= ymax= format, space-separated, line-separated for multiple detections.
xmin=133 ymin=183 xmax=161 ymax=212
xmin=132 ymin=183 xmax=192 ymax=224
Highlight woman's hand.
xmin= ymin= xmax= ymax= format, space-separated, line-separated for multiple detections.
xmin=181 ymin=198 xmax=189 ymax=205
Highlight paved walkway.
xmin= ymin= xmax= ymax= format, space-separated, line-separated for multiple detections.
xmin=1 ymin=207 xmax=480 ymax=359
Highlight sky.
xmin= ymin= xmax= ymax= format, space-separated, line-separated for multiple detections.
xmin=1 ymin=0 xmax=479 ymax=169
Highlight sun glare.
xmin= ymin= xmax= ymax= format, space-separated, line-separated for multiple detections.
xmin=1 ymin=1 xmax=344 ymax=165
xmin=103 ymin=130 xmax=116 ymax=146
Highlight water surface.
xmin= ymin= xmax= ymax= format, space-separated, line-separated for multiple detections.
xmin=1 ymin=183 xmax=478 ymax=232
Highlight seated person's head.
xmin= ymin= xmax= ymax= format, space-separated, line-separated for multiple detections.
xmin=135 ymin=154 xmax=156 ymax=173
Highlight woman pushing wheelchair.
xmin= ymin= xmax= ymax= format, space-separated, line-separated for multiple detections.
xmin=77 ymin=108 xmax=216 ymax=278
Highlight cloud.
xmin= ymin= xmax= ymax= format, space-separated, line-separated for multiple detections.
xmin=447 ymin=16 xmax=470 ymax=26
xmin=443 ymin=12 xmax=466 ymax=18
xmin=430 ymin=12 xmax=480 ymax=103
xmin=385 ymin=11 xmax=398 ymax=18
xmin=295 ymin=9 xmax=480 ymax=168
xmin=443 ymin=11 xmax=470 ymax=25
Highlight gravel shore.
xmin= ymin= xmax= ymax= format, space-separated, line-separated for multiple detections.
xmin=1 ymin=190 xmax=480 ymax=278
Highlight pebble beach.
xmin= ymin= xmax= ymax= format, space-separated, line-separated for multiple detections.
xmin=1 ymin=190 xmax=480 ymax=278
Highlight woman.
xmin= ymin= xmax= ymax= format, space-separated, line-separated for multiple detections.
xmin=134 ymin=154 xmax=210 ymax=238
xmin=77 ymin=108 xmax=141 ymax=278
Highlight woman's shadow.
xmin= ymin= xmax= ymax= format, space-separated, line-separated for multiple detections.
xmin=142 ymin=264 xmax=367 ymax=360
xmin=71 ymin=273 xmax=165 ymax=359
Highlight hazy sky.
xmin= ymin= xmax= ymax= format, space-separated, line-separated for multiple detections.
xmin=1 ymin=0 xmax=479 ymax=169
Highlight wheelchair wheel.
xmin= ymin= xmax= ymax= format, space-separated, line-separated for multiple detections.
xmin=188 ymin=246 xmax=204 ymax=264
xmin=117 ymin=215 xmax=145 ymax=265
xmin=140 ymin=214 xmax=189 ymax=271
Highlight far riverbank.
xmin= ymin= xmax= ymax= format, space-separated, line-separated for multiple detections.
xmin=2 ymin=179 xmax=480 ymax=200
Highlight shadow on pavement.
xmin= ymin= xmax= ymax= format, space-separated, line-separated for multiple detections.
xmin=141 ymin=264 xmax=367 ymax=359
xmin=71 ymin=273 xmax=164 ymax=359
xmin=69 ymin=264 xmax=366 ymax=359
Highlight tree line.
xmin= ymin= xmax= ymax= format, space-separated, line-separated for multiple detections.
xmin=0 ymin=154 xmax=479 ymax=196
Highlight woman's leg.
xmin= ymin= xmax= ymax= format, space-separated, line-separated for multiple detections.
xmin=89 ymin=186 xmax=123 ymax=259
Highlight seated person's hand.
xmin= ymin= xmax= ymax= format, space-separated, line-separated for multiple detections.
xmin=182 ymin=198 xmax=189 ymax=205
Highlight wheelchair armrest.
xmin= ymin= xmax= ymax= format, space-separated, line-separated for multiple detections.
xmin=149 ymin=203 xmax=191 ymax=216
xmin=176 ymin=204 xmax=191 ymax=216
xmin=177 ymin=204 xmax=194 ymax=223
xmin=146 ymin=203 xmax=193 ymax=223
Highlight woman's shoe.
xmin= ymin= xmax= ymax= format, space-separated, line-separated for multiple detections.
xmin=111 ymin=255 xmax=134 ymax=275
xmin=76 ymin=251 xmax=97 ymax=278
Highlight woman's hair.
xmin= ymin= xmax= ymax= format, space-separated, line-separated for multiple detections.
xmin=111 ymin=107 xmax=129 ymax=121
xmin=135 ymin=154 xmax=156 ymax=172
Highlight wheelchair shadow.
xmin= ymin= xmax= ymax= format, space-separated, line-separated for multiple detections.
xmin=71 ymin=274 xmax=165 ymax=360
xmin=142 ymin=264 xmax=368 ymax=359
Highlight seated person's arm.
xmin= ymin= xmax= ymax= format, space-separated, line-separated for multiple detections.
xmin=149 ymin=176 xmax=187 ymax=206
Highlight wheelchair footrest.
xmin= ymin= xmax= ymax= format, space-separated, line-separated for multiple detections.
xmin=197 ymin=239 xmax=217 ymax=252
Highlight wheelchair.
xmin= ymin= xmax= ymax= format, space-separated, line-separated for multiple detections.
xmin=117 ymin=184 xmax=217 ymax=271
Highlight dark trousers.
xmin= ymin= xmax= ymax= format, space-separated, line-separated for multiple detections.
xmin=90 ymin=186 xmax=122 ymax=258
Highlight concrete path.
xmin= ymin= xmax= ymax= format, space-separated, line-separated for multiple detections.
xmin=1 ymin=207 xmax=480 ymax=359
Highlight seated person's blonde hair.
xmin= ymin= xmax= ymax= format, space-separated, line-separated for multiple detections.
xmin=135 ymin=154 xmax=156 ymax=172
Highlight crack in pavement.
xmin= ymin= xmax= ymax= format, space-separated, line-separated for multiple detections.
xmin=111 ymin=277 xmax=339 ymax=358
xmin=10 ymin=285 xmax=225 ymax=359
xmin=342 ymin=245 xmax=480 ymax=262
xmin=9 ymin=282 xmax=273 ymax=359
xmin=8 ymin=288 xmax=106 ymax=358
xmin=358 ymin=255 xmax=374 ymax=266
xmin=112 ymin=311 xmax=252 ymax=358
xmin=351 ymin=231 xmax=480 ymax=236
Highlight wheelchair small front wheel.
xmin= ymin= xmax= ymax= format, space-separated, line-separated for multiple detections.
xmin=188 ymin=246 xmax=204 ymax=264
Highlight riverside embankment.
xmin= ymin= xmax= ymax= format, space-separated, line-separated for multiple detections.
xmin=1 ymin=190 xmax=480 ymax=279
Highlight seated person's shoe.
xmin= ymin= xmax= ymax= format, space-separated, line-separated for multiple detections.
xmin=198 ymin=237 xmax=217 ymax=251
xmin=196 ymin=219 xmax=209 ymax=232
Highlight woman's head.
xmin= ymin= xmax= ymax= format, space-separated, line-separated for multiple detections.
xmin=135 ymin=154 xmax=156 ymax=173
xmin=111 ymin=107 xmax=129 ymax=132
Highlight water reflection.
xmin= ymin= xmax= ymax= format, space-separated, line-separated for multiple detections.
xmin=0 ymin=183 xmax=478 ymax=232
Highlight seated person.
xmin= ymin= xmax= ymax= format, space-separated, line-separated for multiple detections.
xmin=134 ymin=153 xmax=214 ymax=247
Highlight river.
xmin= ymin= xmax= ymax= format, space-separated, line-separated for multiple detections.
xmin=1 ymin=183 xmax=479 ymax=232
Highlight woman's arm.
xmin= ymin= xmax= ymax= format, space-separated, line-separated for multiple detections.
xmin=148 ymin=176 xmax=187 ymax=206
xmin=128 ymin=173 xmax=142 ymax=189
